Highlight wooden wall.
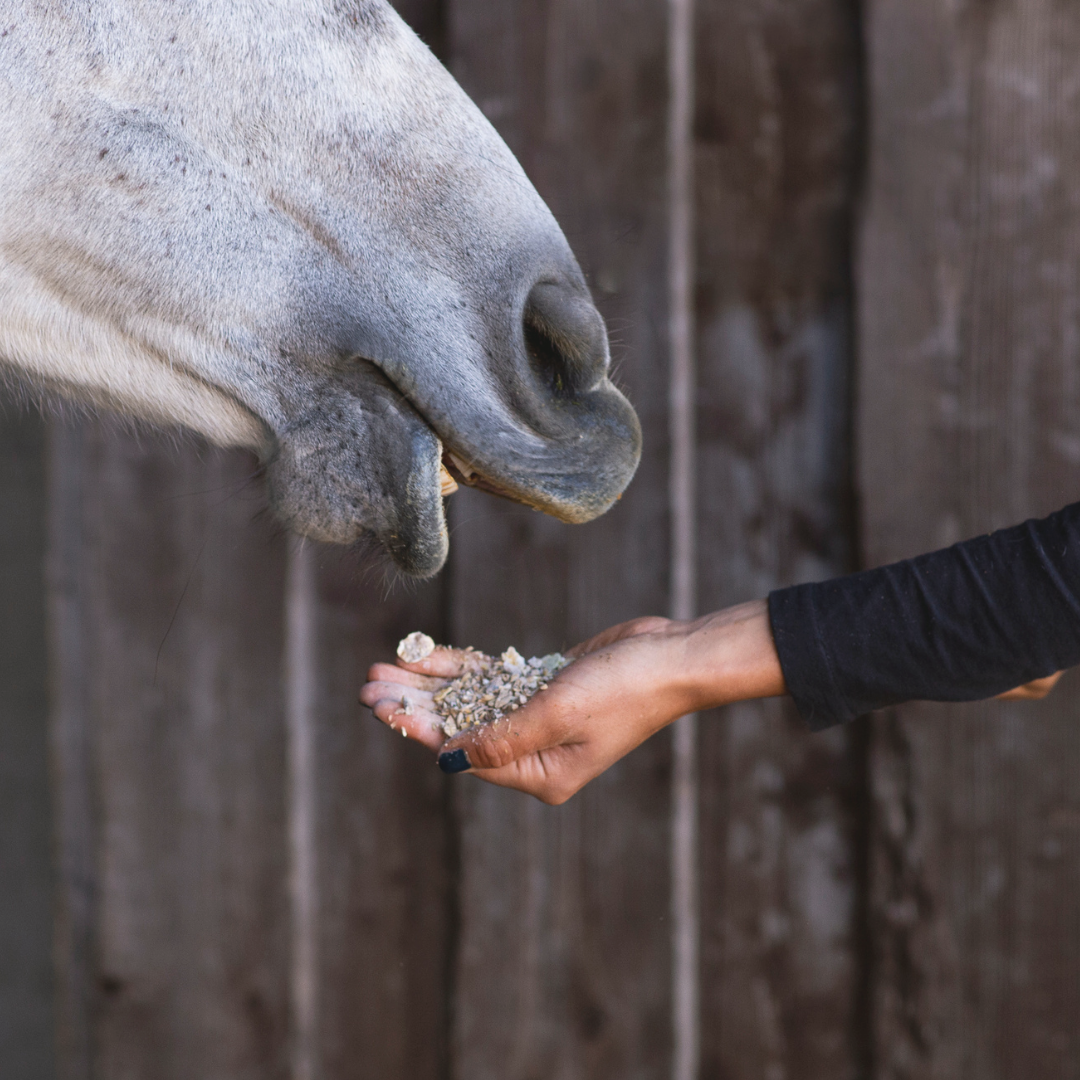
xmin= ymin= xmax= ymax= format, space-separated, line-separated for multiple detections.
xmin=1 ymin=1 xmax=1079 ymax=1078
xmin=446 ymin=3 xmax=675 ymax=1078
xmin=694 ymin=2 xmax=863 ymax=1077
xmin=859 ymin=1 xmax=1080 ymax=1077
xmin=0 ymin=401 xmax=54 ymax=1079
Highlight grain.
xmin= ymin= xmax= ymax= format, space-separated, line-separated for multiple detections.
xmin=397 ymin=631 xmax=436 ymax=664
xmin=396 ymin=635 xmax=571 ymax=737
xmin=434 ymin=647 xmax=570 ymax=736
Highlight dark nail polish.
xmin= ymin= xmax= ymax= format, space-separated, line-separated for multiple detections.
xmin=438 ymin=749 xmax=470 ymax=774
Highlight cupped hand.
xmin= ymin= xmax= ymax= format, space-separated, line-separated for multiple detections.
xmin=360 ymin=600 xmax=785 ymax=805
xmin=360 ymin=644 xmax=486 ymax=752
xmin=361 ymin=617 xmax=696 ymax=804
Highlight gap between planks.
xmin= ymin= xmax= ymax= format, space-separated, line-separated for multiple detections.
xmin=286 ymin=540 xmax=319 ymax=1080
xmin=668 ymin=0 xmax=700 ymax=1077
xmin=46 ymin=419 xmax=94 ymax=1080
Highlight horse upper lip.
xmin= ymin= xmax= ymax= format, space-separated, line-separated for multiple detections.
xmin=376 ymin=360 xmax=640 ymax=522
xmin=384 ymin=377 xmax=543 ymax=508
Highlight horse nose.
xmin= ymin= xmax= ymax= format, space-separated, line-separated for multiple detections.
xmin=523 ymin=280 xmax=610 ymax=396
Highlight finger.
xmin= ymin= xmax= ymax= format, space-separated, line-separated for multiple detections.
xmin=1038 ymin=671 xmax=1065 ymax=694
xmin=360 ymin=680 xmax=437 ymax=711
xmin=396 ymin=645 xmax=483 ymax=679
xmin=436 ymin=695 xmax=571 ymax=774
xmin=366 ymin=663 xmax=446 ymax=691
xmin=370 ymin=698 xmax=446 ymax=752
xmin=996 ymin=671 xmax=1064 ymax=701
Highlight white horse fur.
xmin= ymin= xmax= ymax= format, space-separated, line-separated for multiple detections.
xmin=0 ymin=0 xmax=640 ymax=574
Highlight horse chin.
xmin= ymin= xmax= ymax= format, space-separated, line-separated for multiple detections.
xmin=265 ymin=381 xmax=450 ymax=578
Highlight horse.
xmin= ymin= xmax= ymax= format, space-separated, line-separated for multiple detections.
xmin=0 ymin=0 xmax=641 ymax=576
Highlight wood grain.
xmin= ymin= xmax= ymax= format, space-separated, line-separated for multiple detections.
xmin=46 ymin=433 xmax=454 ymax=1080
xmin=860 ymin=1 xmax=1080 ymax=1076
xmin=693 ymin=1 xmax=864 ymax=1077
xmin=0 ymin=399 xmax=54 ymax=1080
xmin=310 ymin=542 xmax=453 ymax=1080
xmin=49 ymin=420 xmax=292 ymax=1080
xmin=48 ymin=418 xmax=94 ymax=1080
xmin=446 ymin=2 xmax=674 ymax=1076
xmin=300 ymin=9 xmax=454 ymax=1080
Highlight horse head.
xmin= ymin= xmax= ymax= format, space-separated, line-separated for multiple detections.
xmin=0 ymin=0 xmax=641 ymax=575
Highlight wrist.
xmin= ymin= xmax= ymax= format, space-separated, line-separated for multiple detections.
xmin=663 ymin=599 xmax=786 ymax=712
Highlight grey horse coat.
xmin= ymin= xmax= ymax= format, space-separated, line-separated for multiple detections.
xmin=0 ymin=0 xmax=640 ymax=574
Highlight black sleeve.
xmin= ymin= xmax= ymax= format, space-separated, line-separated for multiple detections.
xmin=767 ymin=502 xmax=1080 ymax=731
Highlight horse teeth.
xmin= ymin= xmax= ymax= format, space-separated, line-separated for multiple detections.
xmin=448 ymin=452 xmax=477 ymax=480
xmin=439 ymin=465 xmax=458 ymax=496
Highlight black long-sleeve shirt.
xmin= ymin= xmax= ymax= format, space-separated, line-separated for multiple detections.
xmin=767 ymin=502 xmax=1080 ymax=730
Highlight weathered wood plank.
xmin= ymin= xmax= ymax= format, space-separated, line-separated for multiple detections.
xmin=693 ymin=1 xmax=864 ymax=1077
xmin=310 ymin=542 xmax=453 ymax=1080
xmin=860 ymin=1 xmax=1080 ymax=1076
xmin=0 ymin=399 xmax=55 ymax=1080
xmin=446 ymin=1 xmax=674 ymax=1076
xmin=49 ymin=419 xmax=292 ymax=1080
xmin=47 ymin=432 xmax=455 ymax=1080
xmin=303 ymin=6 xmax=454 ymax=1078
xmin=48 ymin=419 xmax=94 ymax=1080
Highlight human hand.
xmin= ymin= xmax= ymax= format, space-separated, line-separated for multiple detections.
xmin=360 ymin=601 xmax=785 ymax=804
xmin=361 ymin=617 xmax=680 ymax=803
xmin=995 ymin=671 xmax=1063 ymax=701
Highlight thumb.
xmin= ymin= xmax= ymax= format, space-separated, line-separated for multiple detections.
xmin=437 ymin=697 xmax=566 ymax=774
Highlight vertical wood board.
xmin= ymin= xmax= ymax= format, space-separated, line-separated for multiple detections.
xmin=693 ymin=2 xmax=864 ymax=1078
xmin=49 ymin=420 xmax=292 ymax=1080
xmin=310 ymin=543 xmax=453 ymax=1080
xmin=860 ymin=1 xmax=1080 ymax=1076
xmin=447 ymin=1 xmax=674 ymax=1076
xmin=0 ymin=399 xmax=55 ymax=1080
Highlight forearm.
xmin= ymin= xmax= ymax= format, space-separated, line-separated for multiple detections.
xmin=769 ymin=502 xmax=1080 ymax=729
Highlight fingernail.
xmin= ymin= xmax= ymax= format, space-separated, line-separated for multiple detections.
xmin=438 ymin=749 xmax=470 ymax=774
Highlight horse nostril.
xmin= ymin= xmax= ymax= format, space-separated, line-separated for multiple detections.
xmin=523 ymin=280 xmax=610 ymax=396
